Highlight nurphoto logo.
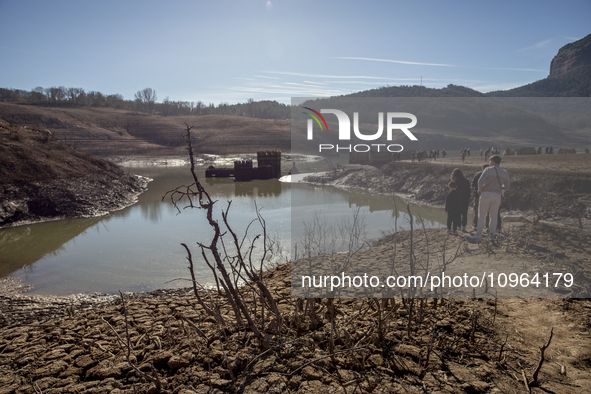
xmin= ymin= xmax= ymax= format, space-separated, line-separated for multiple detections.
xmin=302 ymin=107 xmax=418 ymax=153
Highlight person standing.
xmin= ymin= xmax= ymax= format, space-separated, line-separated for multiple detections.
xmin=471 ymin=164 xmax=499 ymax=231
xmin=468 ymin=155 xmax=510 ymax=242
xmin=472 ymin=164 xmax=487 ymax=230
xmin=451 ymin=168 xmax=471 ymax=232
xmin=445 ymin=181 xmax=462 ymax=235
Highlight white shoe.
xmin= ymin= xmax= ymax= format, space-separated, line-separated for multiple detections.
xmin=468 ymin=235 xmax=481 ymax=244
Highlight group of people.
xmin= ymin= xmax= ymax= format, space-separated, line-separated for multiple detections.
xmin=411 ymin=149 xmax=445 ymax=162
xmin=444 ymin=155 xmax=510 ymax=243
xmin=459 ymin=148 xmax=471 ymax=162
xmin=481 ymin=147 xmax=502 ymax=161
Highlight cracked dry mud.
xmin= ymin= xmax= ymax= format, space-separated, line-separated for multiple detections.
xmin=1 ymin=221 xmax=590 ymax=393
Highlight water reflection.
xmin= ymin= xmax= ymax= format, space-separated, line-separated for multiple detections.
xmin=0 ymin=217 xmax=102 ymax=278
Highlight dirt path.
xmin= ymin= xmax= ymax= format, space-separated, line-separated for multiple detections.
xmin=495 ymin=298 xmax=591 ymax=393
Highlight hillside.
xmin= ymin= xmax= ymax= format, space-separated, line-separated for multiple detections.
xmin=0 ymin=120 xmax=148 ymax=227
xmin=0 ymin=103 xmax=290 ymax=156
xmin=486 ymin=64 xmax=591 ymax=97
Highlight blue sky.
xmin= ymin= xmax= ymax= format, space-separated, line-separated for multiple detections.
xmin=0 ymin=0 xmax=589 ymax=105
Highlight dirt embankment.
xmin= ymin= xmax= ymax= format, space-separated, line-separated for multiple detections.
xmin=0 ymin=120 xmax=149 ymax=227
xmin=305 ymin=155 xmax=591 ymax=228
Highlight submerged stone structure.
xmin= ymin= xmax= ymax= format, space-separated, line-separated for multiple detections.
xmin=205 ymin=151 xmax=282 ymax=181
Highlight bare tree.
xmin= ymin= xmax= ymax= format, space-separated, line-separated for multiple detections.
xmin=134 ymin=87 xmax=158 ymax=113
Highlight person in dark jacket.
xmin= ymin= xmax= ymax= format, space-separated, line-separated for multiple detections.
xmin=445 ymin=181 xmax=462 ymax=235
xmin=451 ymin=168 xmax=471 ymax=232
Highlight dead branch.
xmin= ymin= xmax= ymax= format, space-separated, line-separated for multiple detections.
xmin=531 ymin=327 xmax=554 ymax=385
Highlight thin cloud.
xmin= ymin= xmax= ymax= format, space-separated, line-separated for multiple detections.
xmin=285 ymin=82 xmax=333 ymax=88
xmin=481 ymin=66 xmax=546 ymax=72
xmin=264 ymin=71 xmax=402 ymax=80
xmin=515 ymin=39 xmax=552 ymax=52
xmin=335 ymin=56 xmax=544 ymax=72
xmin=303 ymin=80 xmax=329 ymax=86
xmin=329 ymin=77 xmax=486 ymax=85
xmin=229 ymin=81 xmax=349 ymax=96
xmin=230 ymin=86 xmax=348 ymax=96
xmin=335 ymin=56 xmax=454 ymax=67
xmin=254 ymin=75 xmax=282 ymax=80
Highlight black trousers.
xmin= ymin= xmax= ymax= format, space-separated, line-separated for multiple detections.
xmin=447 ymin=211 xmax=461 ymax=231
xmin=460 ymin=201 xmax=469 ymax=228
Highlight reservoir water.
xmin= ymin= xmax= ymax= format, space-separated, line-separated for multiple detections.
xmin=0 ymin=163 xmax=449 ymax=295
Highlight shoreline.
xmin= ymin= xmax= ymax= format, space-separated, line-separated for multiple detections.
xmin=0 ymin=174 xmax=151 ymax=229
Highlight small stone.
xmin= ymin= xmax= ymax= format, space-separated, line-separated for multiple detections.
xmin=168 ymin=355 xmax=190 ymax=369
xmin=32 ymin=360 xmax=69 ymax=378
xmin=301 ymin=366 xmax=322 ymax=380
xmin=74 ymin=354 xmax=95 ymax=368
xmin=368 ymin=354 xmax=385 ymax=367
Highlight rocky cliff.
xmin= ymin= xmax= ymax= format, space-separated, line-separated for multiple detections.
xmin=549 ymin=33 xmax=591 ymax=76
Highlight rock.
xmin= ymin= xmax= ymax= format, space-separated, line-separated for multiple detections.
xmin=301 ymin=366 xmax=322 ymax=380
xmin=461 ymin=381 xmax=490 ymax=394
xmin=32 ymin=360 xmax=68 ymax=378
xmin=0 ymin=374 xmax=21 ymax=394
xmin=252 ymin=355 xmax=276 ymax=374
xmin=368 ymin=354 xmax=385 ymax=367
xmin=245 ymin=378 xmax=269 ymax=393
xmin=395 ymin=344 xmax=422 ymax=361
xmin=74 ymin=354 xmax=96 ymax=368
xmin=59 ymin=366 xmax=84 ymax=378
xmin=152 ymin=350 xmax=174 ymax=365
xmin=210 ymin=379 xmax=232 ymax=389
xmin=550 ymin=34 xmax=591 ymax=76
xmin=503 ymin=215 xmax=527 ymax=222
xmin=289 ymin=375 xmax=302 ymax=390
xmin=43 ymin=348 xmax=66 ymax=360
xmin=298 ymin=380 xmax=325 ymax=393
xmin=168 ymin=354 xmax=190 ymax=369
xmin=85 ymin=359 xmax=122 ymax=380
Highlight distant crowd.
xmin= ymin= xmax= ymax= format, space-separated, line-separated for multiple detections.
xmin=407 ymin=145 xmax=588 ymax=163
